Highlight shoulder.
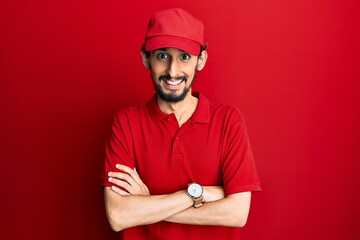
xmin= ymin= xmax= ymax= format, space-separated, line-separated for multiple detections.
xmin=209 ymin=101 xmax=245 ymax=124
xmin=113 ymin=103 xmax=148 ymax=123
xmin=196 ymin=92 xmax=245 ymax=123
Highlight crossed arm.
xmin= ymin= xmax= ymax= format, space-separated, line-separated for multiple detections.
xmin=104 ymin=164 xmax=251 ymax=232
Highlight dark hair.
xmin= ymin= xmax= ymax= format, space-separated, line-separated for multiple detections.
xmin=141 ymin=44 xmax=151 ymax=58
xmin=141 ymin=44 xmax=207 ymax=58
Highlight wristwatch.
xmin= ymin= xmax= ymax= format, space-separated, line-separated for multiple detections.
xmin=187 ymin=183 xmax=204 ymax=208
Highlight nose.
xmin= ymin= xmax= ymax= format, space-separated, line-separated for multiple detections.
xmin=167 ymin=59 xmax=180 ymax=78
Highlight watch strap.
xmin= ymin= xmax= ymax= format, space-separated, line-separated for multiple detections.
xmin=193 ymin=196 xmax=204 ymax=208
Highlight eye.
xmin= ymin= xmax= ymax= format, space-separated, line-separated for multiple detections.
xmin=157 ymin=53 xmax=168 ymax=59
xmin=180 ymin=54 xmax=191 ymax=60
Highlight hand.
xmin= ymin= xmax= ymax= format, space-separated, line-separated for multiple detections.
xmin=108 ymin=164 xmax=150 ymax=196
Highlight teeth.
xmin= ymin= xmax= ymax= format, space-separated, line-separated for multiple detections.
xmin=165 ymin=79 xmax=182 ymax=85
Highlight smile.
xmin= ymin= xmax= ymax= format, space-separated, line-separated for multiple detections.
xmin=159 ymin=76 xmax=187 ymax=87
xmin=164 ymin=79 xmax=183 ymax=86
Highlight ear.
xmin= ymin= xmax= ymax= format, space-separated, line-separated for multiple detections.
xmin=196 ymin=50 xmax=208 ymax=71
xmin=141 ymin=51 xmax=150 ymax=69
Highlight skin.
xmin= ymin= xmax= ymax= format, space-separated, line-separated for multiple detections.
xmin=143 ymin=48 xmax=208 ymax=126
xmin=104 ymin=48 xmax=251 ymax=232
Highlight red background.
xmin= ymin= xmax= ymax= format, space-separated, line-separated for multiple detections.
xmin=1 ymin=0 xmax=360 ymax=239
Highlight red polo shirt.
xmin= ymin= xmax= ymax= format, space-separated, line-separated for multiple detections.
xmin=101 ymin=92 xmax=261 ymax=239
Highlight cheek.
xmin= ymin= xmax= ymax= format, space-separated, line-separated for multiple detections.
xmin=151 ymin=72 xmax=162 ymax=85
xmin=150 ymin=62 xmax=168 ymax=76
xmin=183 ymin=66 xmax=197 ymax=78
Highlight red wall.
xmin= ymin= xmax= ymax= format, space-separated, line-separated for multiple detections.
xmin=1 ymin=0 xmax=359 ymax=239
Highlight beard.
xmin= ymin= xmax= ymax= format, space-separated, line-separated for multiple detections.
xmin=155 ymin=74 xmax=195 ymax=103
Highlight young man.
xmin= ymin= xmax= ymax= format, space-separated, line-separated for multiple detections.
xmin=101 ymin=8 xmax=261 ymax=239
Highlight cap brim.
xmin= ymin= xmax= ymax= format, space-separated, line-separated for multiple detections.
xmin=145 ymin=35 xmax=201 ymax=56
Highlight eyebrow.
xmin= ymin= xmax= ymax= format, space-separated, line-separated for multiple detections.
xmin=156 ymin=48 xmax=188 ymax=53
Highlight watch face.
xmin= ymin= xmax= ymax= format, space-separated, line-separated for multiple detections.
xmin=187 ymin=183 xmax=203 ymax=198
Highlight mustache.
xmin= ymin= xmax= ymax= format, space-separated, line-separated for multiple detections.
xmin=159 ymin=74 xmax=188 ymax=82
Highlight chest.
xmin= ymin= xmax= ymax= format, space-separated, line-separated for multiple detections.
xmin=131 ymin=118 xmax=226 ymax=194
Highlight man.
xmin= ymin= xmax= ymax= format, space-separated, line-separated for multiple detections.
xmin=101 ymin=8 xmax=261 ymax=239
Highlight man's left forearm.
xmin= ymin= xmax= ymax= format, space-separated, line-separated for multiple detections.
xmin=165 ymin=191 xmax=251 ymax=227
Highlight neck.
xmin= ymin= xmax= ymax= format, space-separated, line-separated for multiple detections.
xmin=157 ymin=91 xmax=198 ymax=127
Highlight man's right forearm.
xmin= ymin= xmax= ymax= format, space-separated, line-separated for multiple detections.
xmin=104 ymin=187 xmax=193 ymax=231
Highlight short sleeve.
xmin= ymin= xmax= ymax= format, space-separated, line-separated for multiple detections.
xmin=221 ymin=108 xmax=261 ymax=196
xmin=100 ymin=110 xmax=135 ymax=188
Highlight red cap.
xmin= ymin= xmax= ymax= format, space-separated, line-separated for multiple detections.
xmin=144 ymin=8 xmax=205 ymax=56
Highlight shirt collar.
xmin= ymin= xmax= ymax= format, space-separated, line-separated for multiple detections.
xmin=146 ymin=92 xmax=210 ymax=123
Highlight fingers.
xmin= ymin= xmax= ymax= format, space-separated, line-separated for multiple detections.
xmin=108 ymin=171 xmax=136 ymax=188
xmin=108 ymin=176 xmax=133 ymax=195
xmin=115 ymin=164 xmax=143 ymax=183
xmin=108 ymin=164 xmax=150 ymax=196
xmin=112 ymin=164 xmax=146 ymax=186
xmin=111 ymin=185 xmax=130 ymax=196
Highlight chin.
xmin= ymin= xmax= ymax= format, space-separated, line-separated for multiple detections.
xmin=156 ymin=85 xmax=190 ymax=103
